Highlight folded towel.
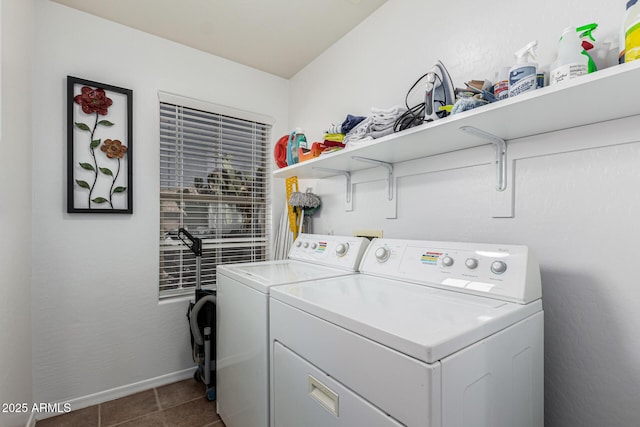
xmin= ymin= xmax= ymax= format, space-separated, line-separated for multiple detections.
xmin=344 ymin=116 xmax=373 ymax=141
xmin=325 ymin=123 xmax=342 ymax=134
xmin=324 ymin=133 xmax=345 ymax=142
xmin=345 ymin=136 xmax=374 ymax=149
xmin=326 ymin=114 xmax=367 ymax=135
xmin=371 ymin=105 xmax=406 ymax=120
xmin=341 ymin=114 xmax=367 ymax=134
xmin=369 ymin=127 xmax=395 ymax=139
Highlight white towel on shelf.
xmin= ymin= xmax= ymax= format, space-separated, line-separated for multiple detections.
xmin=343 ymin=116 xmax=374 ymax=145
xmin=343 ymin=106 xmax=407 ymax=147
xmin=370 ymin=105 xmax=406 ymax=133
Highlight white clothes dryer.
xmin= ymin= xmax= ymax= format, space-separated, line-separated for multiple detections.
xmin=270 ymin=238 xmax=543 ymax=427
xmin=216 ymin=233 xmax=369 ymax=427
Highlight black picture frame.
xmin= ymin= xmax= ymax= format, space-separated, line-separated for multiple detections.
xmin=67 ymin=76 xmax=133 ymax=213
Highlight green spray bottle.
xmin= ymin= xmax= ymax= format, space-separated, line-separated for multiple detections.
xmin=577 ymin=23 xmax=599 ymax=73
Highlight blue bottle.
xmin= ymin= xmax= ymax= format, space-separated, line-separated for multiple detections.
xmin=286 ymin=128 xmax=306 ymax=166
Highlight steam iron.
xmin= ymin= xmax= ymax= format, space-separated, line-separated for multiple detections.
xmin=424 ymin=61 xmax=455 ymax=121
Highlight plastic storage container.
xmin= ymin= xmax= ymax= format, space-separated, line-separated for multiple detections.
xmin=286 ymin=129 xmax=306 ymax=166
xmin=625 ymin=0 xmax=640 ymax=62
xmin=550 ymin=27 xmax=589 ymax=85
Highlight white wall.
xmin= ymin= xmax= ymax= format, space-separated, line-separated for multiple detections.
xmin=31 ymin=0 xmax=288 ymax=405
xmin=0 ymin=1 xmax=34 ymax=426
xmin=289 ymin=1 xmax=640 ymax=426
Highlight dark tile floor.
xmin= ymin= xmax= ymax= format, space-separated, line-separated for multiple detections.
xmin=35 ymin=378 xmax=225 ymax=427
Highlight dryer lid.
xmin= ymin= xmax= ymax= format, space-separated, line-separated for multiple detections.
xmin=270 ymin=274 xmax=542 ymax=363
xmin=218 ymin=260 xmax=355 ymax=293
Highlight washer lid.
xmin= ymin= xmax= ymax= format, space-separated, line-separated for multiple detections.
xmin=217 ymin=260 xmax=356 ymax=293
xmin=270 ymin=275 xmax=542 ymax=363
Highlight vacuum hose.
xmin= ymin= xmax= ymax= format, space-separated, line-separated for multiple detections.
xmin=189 ymin=294 xmax=217 ymax=346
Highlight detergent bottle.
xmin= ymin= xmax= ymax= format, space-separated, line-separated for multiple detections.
xmin=508 ymin=41 xmax=538 ymax=98
xmin=550 ymin=27 xmax=589 ymax=86
xmin=286 ymin=128 xmax=306 ymax=166
xmin=625 ymin=0 xmax=640 ymax=62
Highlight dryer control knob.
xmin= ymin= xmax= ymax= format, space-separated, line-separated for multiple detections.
xmin=311 ymin=243 xmax=318 ymax=250
xmin=335 ymin=242 xmax=349 ymax=257
xmin=295 ymin=241 xmax=302 ymax=247
xmin=491 ymin=260 xmax=508 ymax=274
xmin=442 ymin=256 xmax=454 ymax=267
xmin=465 ymin=258 xmax=479 ymax=269
xmin=374 ymin=247 xmax=391 ymax=263
xmin=303 ymin=242 xmax=309 ymax=248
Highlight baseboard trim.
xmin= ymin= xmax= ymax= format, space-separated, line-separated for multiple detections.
xmin=30 ymin=367 xmax=195 ymax=424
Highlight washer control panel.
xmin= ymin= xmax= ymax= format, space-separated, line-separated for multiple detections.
xmin=289 ymin=234 xmax=370 ymax=271
xmin=360 ymin=238 xmax=541 ymax=304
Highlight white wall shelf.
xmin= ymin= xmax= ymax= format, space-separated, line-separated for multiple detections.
xmin=273 ymin=61 xmax=640 ymax=183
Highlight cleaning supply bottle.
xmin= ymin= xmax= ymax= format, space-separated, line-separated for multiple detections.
xmin=621 ymin=0 xmax=632 ymax=63
xmin=508 ymin=41 xmax=538 ymax=98
xmin=625 ymin=0 xmax=640 ymax=62
xmin=577 ymin=23 xmax=599 ymax=73
xmin=550 ymin=27 xmax=589 ymax=85
xmin=493 ymin=66 xmax=510 ymax=100
xmin=286 ymin=128 xmax=306 ymax=166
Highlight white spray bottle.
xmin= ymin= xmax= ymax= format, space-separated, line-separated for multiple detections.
xmin=550 ymin=27 xmax=589 ymax=85
xmin=508 ymin=41 xmax=539 ymax=97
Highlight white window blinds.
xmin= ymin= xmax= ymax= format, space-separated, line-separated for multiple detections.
xmin=159 ymin=94 xmax=272 ymax=298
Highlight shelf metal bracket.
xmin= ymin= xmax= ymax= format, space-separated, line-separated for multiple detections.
xmin=459 ymin=126 xmax=507 ymax=191
xmin=312 ymin=167 xmax=353 ymax=211
xmin=351 ymin=156 xmax=397 ymax=218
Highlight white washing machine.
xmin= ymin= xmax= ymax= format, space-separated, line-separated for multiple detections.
xmin=270 ymin=238 xmax=544 ymax=427
xmin=216 ymin=233 xmax=370 ymax=427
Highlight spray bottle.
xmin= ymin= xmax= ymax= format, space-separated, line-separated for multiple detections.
xmin=508 ymin=41 xmax=538 ymax=98
xmin=550 ymin=27 xmax=589 ymax=86
xmin=577 ymin=23 xmax=599 ymax=72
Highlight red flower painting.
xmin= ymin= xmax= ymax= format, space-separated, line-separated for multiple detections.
xmin=74 ymin=86 xmax=113 ymax=115
xmin=73 ymin=85 xmax=127 ymax=209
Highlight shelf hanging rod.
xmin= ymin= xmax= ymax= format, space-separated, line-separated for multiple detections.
xmin=459 ymin=126 xmax=507 ymax=191
xmin=350 ymin=156 xmax=394 ymax=200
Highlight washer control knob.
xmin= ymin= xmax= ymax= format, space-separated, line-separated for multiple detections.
xmin=374 ymin=247 xmax=391 ymax=263
xmin=303 ymin=242 xmax=309 ymax=248
xmin=335 ymin=242 xmax=349 ymax=257
xmin=491 ymin=260 xmax=508 ymax=275
xmin=311 ymin=243 xmax=318 ymax=250
xmin=442 ymin=256 xmax=454 ymax=267
xmin=465 ymin=258 xmax=479 ymax=270
xmin=295 ymin=241 xmax=302 ymax=248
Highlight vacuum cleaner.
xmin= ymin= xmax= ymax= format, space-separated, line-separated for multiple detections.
xmin=179 ymin=227 xmax=217 ymax=401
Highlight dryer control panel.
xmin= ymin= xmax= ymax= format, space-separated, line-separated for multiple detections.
xmin=360 ymin=238 xmax=541 ymax=304
xmin=289 ymin=234 xmax=370 ymax=271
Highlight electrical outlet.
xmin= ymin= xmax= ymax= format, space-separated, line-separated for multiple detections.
xmin=353 ymin=229 xmax=383 ymax=239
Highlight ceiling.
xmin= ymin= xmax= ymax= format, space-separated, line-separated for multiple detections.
xmin=50 ymin=0 xmax=388 ymax=79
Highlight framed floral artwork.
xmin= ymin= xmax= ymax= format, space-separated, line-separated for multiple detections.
xmin=67 ymin=76 xmax=133 ymax=213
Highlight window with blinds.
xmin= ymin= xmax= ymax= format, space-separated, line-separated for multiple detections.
xmin=159 ymin=94 xmax=272 ymax=298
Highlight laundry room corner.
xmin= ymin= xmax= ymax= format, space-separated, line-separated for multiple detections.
xmin=285 ymin=1 xmax=640 ymax=426
xmin=28 ymin=0 xmax=289 ymax=409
